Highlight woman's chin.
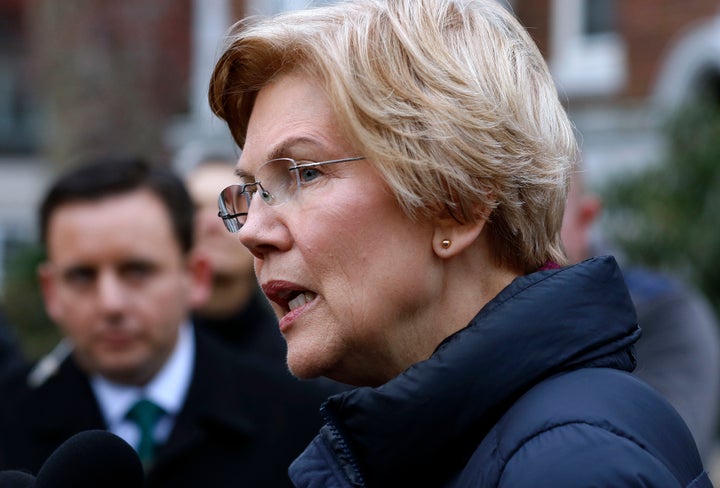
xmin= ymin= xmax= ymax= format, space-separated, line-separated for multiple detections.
xmin=285 ymin=345 xmax=334 ymax=380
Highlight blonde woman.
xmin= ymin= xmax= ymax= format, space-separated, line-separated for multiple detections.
xmin=209 ymin=0 xmax=710 ymax=486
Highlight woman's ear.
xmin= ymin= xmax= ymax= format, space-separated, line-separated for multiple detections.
xmin=431 ymin=206 xmax=489 ymax=258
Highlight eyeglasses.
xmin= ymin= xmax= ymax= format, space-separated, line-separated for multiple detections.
xmin=217 ymin=156 xmax=366 ymax=233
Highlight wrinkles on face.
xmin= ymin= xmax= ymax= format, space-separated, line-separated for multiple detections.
xmin=237 ymin=72 xmax=440 ymax=386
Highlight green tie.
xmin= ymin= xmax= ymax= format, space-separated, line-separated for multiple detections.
xmin=125 ymin=398 xmax=165 ymax=466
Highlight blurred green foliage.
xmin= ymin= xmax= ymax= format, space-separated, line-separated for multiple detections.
xmin=2 ymin=243 xmax=60 ymax=360
xmin=600 ymin=103 xmax=720 ymax=315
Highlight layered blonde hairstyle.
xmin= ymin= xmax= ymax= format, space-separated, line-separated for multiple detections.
xmin=209 ymin=0 xmax=577 ymax=273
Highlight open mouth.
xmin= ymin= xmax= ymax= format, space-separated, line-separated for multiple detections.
xmin=288 ymin=291 xmax=317 ymax=311
xmin=262 ymin=282 xmax=318 ymax=331
xmin=265 ymin=284 xmax=318 ymax=315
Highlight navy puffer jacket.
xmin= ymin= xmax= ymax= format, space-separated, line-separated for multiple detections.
xmin=290 ymin=256 xmax=711 ymax=487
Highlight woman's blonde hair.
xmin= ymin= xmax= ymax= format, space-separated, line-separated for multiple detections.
xmin=209 ymin=0 xmax=577 ymax=273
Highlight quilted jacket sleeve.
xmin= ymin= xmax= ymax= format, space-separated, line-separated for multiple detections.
xmin=498 ymin=422 xmax=711 ymax=487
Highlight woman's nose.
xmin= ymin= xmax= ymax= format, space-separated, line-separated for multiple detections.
xmin=237 ymin=195 xmax=291 ymax=259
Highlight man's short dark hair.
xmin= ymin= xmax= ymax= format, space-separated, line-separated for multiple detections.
xmin=40 ymin=157 xmax=195 ymax=253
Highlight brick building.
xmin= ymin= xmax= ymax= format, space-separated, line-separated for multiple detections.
xmin=1 ymin=0 xmax=719 ymax=277
xmin=512 ymin=0 xmax=720 ymax=184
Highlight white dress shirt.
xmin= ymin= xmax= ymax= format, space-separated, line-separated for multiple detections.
xmin=90 ymin=321 xmax=195 ymax=451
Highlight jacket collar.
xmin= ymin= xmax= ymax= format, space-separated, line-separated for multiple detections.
xmin=24 ymin=329 xmax=258 ymax=464
xmin=321 ymin=256 xmax=639 ymax=487
xmin=150 ymin=330 xmax=258 ymax=468
xmin=22 ymin=357 xmax=105 ymax=442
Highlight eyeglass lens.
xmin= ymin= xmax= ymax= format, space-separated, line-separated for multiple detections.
xmin=218 ymin=158 xmax=298 ymax=232
xmin=218 ymin=156 xmax=365 ymax=233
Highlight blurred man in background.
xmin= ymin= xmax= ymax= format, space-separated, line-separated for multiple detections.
xmin=0 ymin=157 xmax=332 ymax=487
xmin=0 ymin=307 xmax=26 ymax=381
xmin=181 ymin=153 xmax=286 ymax=361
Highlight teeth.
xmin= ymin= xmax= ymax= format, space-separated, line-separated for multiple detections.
xmin=288 ymin=292 xmax=315 ymax=311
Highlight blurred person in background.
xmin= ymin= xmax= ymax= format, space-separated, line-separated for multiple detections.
xmin=179 ymin=153 xmax=286 ymax=361
xmin=0 ymin=307 xmax=27 ymax=381
xmin=562 ymin=166 xmax=720 ymax=465
xmin=0 ymin=157 xmax=332 ymax=487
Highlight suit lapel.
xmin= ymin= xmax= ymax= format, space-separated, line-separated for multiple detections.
xmin=21 ymin=357 xmax=106 ymax=466
xmin=152 ymin=331 xmax=257 ymax=468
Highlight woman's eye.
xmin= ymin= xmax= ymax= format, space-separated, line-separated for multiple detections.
xmin=298 ymin=167 xmax=322 ymax=183
xmin=260 ymin=188 xmax=274 ymax=203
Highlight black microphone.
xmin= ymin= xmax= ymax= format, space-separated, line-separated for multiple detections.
xmin=0 ymin=470 xmax=35 ymax=487
xmin=34 ymin=430 xmax=144 ymax=487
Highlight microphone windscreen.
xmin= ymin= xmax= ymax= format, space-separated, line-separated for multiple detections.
xmin=35 ymin=430 xmax=144 ymax=488
xmin=0 ymin=470 xmax=36 ymax=487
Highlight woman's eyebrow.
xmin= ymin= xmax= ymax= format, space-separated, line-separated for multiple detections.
xmin=235 ymin=167 xmax=251 ymax=180
xmin=236 ymin=136 xmax=327 ymax=179
xmin=267 ymin=136 xmax=326 ymax=161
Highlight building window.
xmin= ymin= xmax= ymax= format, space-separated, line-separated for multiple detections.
xmin=0 ymin=7 xmax=39 ymax=154
xmin=550 ymin=0 xmax=626 ymax=98
xmin=584 ymin=0 xmax=616 ymax=36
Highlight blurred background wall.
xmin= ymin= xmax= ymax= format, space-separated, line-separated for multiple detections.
xmin=1 ymin=0 xmax=719 ymax=353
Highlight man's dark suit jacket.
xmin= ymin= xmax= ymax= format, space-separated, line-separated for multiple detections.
xmin=0 ymin=329 xmax=335 ymax=487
